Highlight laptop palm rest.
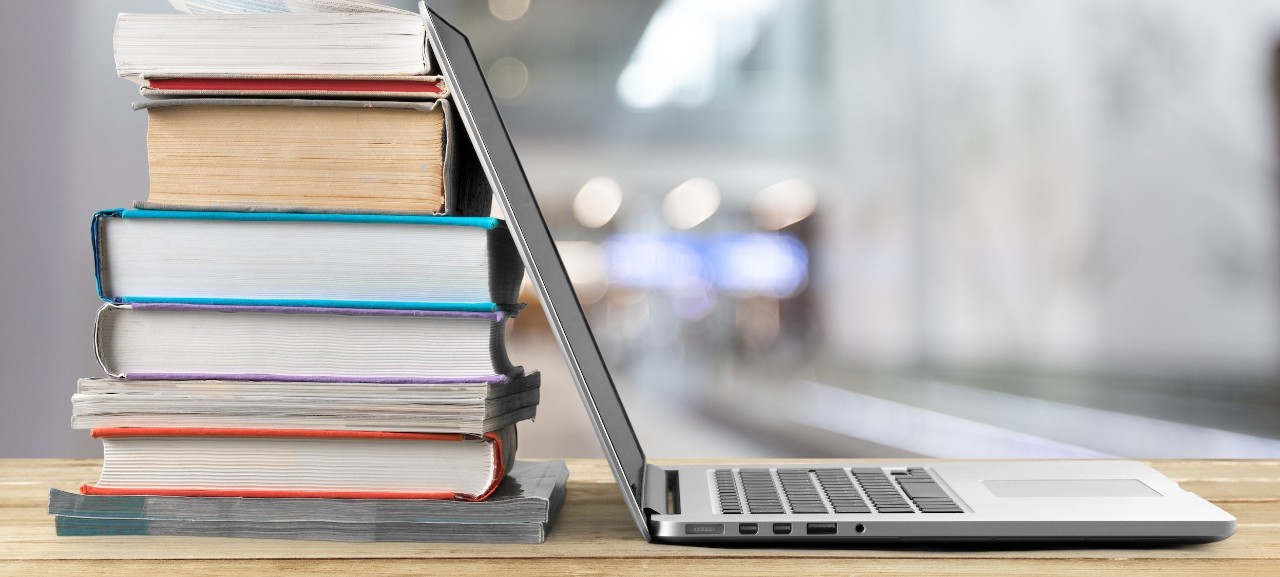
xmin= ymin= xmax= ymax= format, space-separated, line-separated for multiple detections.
xmin=982 ymin=479 xmax=1161 ymax=498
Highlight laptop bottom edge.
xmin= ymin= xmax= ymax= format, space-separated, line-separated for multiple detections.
xmin=651 ymin=518 xmax=1235 ymax=545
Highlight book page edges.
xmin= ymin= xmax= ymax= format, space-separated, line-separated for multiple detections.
xmin=80 ymin=427 xmax=507 ymax=501
xmin=137 ymin=75 xmax=449 ymax=100
xmin=78 ymin=486 xmax=458 ymax=500
xmin=105 ymin=297 xmax=503 ymax=313
xmin=108 ymin=206 xmax=499 ymax=229
xmin=93 ymin=302 xmax=515 ymax=382
xmin=88 ymin=427 xmax=467 ymax=441
xmin=133 ymin=98 xmax=488 ymax=216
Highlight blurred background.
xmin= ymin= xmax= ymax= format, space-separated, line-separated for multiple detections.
xmin=4 ymin=0 xmax=1280 ymax=459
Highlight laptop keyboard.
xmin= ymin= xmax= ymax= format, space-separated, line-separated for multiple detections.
xmin=714 ymin=467 xmax=963 ymax=514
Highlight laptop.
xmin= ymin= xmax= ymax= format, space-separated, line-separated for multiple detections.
xmin=421 ymin=5 xmax=1236 ymax=545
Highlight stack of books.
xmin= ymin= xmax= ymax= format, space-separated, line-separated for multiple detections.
xmin=51 ymin=2 xmax=565 ymax=543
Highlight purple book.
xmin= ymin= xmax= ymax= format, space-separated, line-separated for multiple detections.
xmin=95 ymin=303 xmax=519 ymax=383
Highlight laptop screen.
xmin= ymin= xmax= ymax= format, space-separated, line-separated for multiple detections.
xmin=422 ymin=5 xmax=650 ymax=528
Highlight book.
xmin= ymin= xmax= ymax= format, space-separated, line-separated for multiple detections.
xmin=137 ymin=75 xmax=448 ymax=100
xmin=95 ymin=303 xmax=517 ymax=382
xmin=71 ymin=373 xmax=540 ymax=434
xmin=53 ymin=516 xmax=553 ymax=543
xmin=134 ymin=98 xmax=491 ymax=216
xmin=121 ymin=4 xmax=448 ymax=100
xmin=51 ymin=460 xmax=568 ymax=543
xmin=114 ymin=10 xmax=432 ymax=79
xmin=81 ymin=426 xmax=516 ymax=501
xmin=93 ymin=210 xmax=523 ymax=311
xmin=50 ymin=460 xmax=567 ymax=525
xmin=167 ymin=0 xmax=416 ymax=15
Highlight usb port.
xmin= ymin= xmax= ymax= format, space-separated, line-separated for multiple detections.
xmin=739 ymin=523 xmax=758 ymax=535
xmin=807 ymin=522 xmax=837 ymax=535
xmin=772 ymin=523 xmax=792 ymax=535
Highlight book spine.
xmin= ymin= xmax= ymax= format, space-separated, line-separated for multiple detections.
xmin=465 ymin=429 xmax=510 ymax=501
xmin=93 ymin=303 xmax=124 ymax=378
xmin=440 ymin=98 xmax=495 ymax=217
xmin=487 ymin=224 xmax=524 ymax=307
xmin=90 ymin=209 xmax=126 ymax=302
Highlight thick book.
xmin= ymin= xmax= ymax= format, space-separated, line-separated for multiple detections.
xmin=53 ymin=457 xmax=568 ymax=543
xmin=134 ymin=98 xmax=491 ymax=216
xmin=71 ymin=373 xmax=540 ymax=434
xmin=81 ymin=426 xmax=516 ymax=501
xmin=114 ymin=10 xmax=432 ymax=79
xmin=51 ymin=460 xmax=567 ymax=525
xmin=95 ymin=303 xmax=516 ymax=382
xmin=137 ymin=74 xmax=448 ymax=100
xmin=53 ymin=517 xmax=552 ymax=543
xmin=92 ymin=209 xmax=523 ymax=311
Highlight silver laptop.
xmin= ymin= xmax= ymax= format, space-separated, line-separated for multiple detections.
xmin=422 ymin=5 xmax=1236 ymax=545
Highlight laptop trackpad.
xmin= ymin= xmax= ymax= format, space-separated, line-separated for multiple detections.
xmin=983 ymin=479 xmax=1161 ymax=498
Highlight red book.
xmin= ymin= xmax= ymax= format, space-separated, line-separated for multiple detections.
xmin=81 ymin=426 xmax=514 ymax=501
xmin=137 ymin=75 xmax=448 ymax=100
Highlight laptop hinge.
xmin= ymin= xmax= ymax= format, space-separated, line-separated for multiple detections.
xmin=642 ymin=465 xmax=678 ymax=516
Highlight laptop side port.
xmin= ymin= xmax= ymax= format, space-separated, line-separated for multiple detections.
xmin=739 ymin=523 xmax=758 ymax=535
xmin=772 ymin=523 xmax=792 ymax=535
xmin=807 ymin=522 xmax=837 ymax=535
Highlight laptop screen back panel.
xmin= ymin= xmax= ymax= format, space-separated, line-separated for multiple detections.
xmin=421 ymin=5 xmax=653 ymax=541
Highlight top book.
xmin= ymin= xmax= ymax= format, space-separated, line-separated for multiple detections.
xmin=114 ymin=9 xmax=433 ymax=80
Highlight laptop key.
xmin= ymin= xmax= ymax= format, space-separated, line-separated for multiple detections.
xmin=900 ymin=483 xmax=948 ymax=499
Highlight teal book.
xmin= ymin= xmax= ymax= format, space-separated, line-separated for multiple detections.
xmin=92 ymin=209 xmax=524 ymax=312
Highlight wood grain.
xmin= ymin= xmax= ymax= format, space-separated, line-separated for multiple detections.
xmin=1 ymin=459 xmax=1276 ymax=576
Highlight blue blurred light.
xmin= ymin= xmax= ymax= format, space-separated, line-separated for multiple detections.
xmin=708 ymin=233 xmax=808 ymax=297
xmin=602 ymin=233 xmax=808 ymax=298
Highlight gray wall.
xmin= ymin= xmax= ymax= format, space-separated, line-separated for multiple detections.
xmin=1 ymin=2 xmax=158 ymax=457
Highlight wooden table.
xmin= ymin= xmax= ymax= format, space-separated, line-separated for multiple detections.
xmin=2 ymin=459 xmax=1277 ymax=575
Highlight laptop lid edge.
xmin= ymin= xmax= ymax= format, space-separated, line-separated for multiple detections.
xmin=420 ymin=3 xmax=654 ymax=541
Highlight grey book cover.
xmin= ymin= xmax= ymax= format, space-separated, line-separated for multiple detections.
xmin=50 ymin=460 xmax=568 ymax=543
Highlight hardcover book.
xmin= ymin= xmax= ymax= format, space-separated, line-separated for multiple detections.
xmin=134 ymin=98 xmax=491 ymax=216
xmin=114 ymin=9 xmax=434 ymax=79
xmin=93 ymin=209 xmax=523 ymax=311
xmin=95 ymin=303 xmax=517 ymax=382
xmin=81 ymin=426 xmax=516 ymax=501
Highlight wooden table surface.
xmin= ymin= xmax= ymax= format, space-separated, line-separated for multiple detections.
xmin=1 ymin=459 xmax=1277 ymax=575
